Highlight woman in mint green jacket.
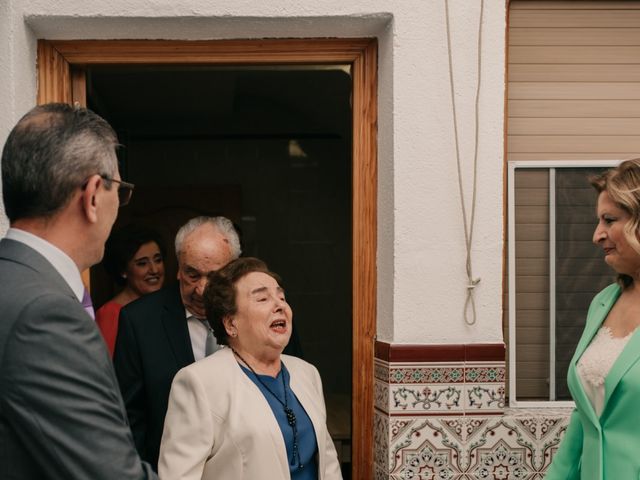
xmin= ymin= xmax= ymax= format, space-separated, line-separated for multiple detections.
xmin=546 ymin=159 xmax=640 ymax=480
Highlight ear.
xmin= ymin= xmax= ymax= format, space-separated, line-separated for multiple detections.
xmin=222 ymin=315 xmax=236 ymax=337
xmin=81 ymin=174 xmax=102 ymax=224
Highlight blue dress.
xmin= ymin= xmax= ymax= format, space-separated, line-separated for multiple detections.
xmin=240 ymin=363 xmax=319 ymax=480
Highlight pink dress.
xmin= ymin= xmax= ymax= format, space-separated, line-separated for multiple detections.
xmin=95 ymin=301 xmax=123 ymax=357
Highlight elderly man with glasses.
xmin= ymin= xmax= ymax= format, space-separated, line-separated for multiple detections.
xmin=0 ymin=103 xmax=156 ymax=480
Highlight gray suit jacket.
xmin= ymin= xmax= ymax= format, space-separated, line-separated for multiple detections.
xmin=0 ymin=238 xmax=157 ymax=480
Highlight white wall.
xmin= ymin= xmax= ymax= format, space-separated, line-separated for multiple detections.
xmin=0 ymin=0 xmax=506 ymax=345
xmin=0 ymin=0 xmax=39 ymax=234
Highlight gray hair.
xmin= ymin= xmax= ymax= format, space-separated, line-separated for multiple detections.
xmin=1 ymin=103 xmax=118 ymax=222
xmin=174 ymin=216 xmax=241 ymax=260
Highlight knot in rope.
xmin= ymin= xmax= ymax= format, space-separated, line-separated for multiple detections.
xmin=464 ymin=277 xmax=481 ymax=325
xmin=467 ymin=278 xmax=481 ymax=290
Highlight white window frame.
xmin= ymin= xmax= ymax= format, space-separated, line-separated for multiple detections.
xmin=507 ymin=159 xmax=621 ymax=408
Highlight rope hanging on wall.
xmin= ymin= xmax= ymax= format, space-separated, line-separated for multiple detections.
xmin=444 ymin=0 xmax=484 ymax=325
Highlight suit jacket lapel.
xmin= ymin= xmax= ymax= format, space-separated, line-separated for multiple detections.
xmin=161 ymin=285 xmax=195 ymax=367
xmin=0 ymin=238 xmax=77 ymax=300
xmin=289 ymin=367 xmax=326 ymax=477
xmin=569 ymin=284 xmax=621 ymax=426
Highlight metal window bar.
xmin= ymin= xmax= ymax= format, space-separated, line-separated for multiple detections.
xmin=549 ymin=168 xmax=556 ymax=401
xmin=508 ymin=160 xmax=620 ymax=409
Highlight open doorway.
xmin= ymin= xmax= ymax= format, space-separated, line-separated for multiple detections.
xmin=87 ymin=65 xmax=354 ymax=475
xmin=37 ymin=38 xmax=376 ymax=478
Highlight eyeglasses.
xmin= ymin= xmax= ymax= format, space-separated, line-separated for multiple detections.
xmin=100 ymin=175 xmax=135 ymax=206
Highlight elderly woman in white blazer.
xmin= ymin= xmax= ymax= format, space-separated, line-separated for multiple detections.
xmin=158 ymin=257 xmax=342 ymax=480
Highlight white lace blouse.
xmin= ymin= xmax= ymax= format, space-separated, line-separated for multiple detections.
xmin=577 ymin=326 xmax=634 ymax=417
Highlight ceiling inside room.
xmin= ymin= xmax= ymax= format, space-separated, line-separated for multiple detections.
xmin=86 ymin=65 xmax=352 ymax=140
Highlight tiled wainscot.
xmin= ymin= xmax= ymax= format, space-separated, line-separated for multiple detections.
xmin=374 ymin=342 xmax=572 ymax=479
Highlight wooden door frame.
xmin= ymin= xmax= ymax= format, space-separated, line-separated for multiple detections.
xmin=37 ymin=38 xmax=377 ymax=479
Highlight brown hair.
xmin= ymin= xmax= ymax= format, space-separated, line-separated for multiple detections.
xmin=590 ymin=158 xmax=640 ymax=288
xmin=203 ymin=257 xmax=282 ymax=345
xmin=102 ymin=224 xmax=166 ymax=286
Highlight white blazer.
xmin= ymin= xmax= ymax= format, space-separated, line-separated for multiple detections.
xmin=158 ymin=347 xmax=343 ymax=480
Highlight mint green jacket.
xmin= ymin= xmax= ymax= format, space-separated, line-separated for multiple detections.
xmin=546 ymin=283 xmax=640 ymax=480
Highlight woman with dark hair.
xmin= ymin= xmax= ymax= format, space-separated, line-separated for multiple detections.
xmin=546 ymin=158 xmax=640 ymax=479
xmin=96 ymin=224 xmax=166 ymax=356
xmin=158 ymin=257 xmax=341 ymax=480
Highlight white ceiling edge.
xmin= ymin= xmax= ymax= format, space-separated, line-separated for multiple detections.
xmin=24 ymin=14 xmax=393 ymax=40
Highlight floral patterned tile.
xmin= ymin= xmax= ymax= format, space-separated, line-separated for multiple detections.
xmin=463 ymin=383 xmax=505 ymax=413
xmin=389 ymin=364 xmax=465 ymax=384
xmin=390 ymin=383 xmax=464 ymax=414
xmin=374 ymin=355 xmax=570 ymax=478
xmin=374 ymin=410 xmax=390 ymax=472
xmin=375 ymin=379 xmax=390 ymax=414
xmin=389 ymin=417 xmax=423 ymax=474
xmin=375 ymin=359 xmax=389 ymax=382
xmin=464 ymin=363 xmax=505 ymax=384
xmin=437 ymin=417 xmax=491 ymax=444
xmin=507 ymin=413 xmax=570 ymax=443
xmin=375 ymin=465 xmax=388 ymax=480
xmin=390 ymin=417 xmax=418 ymax=445
xmin=390 ymin=417 xmax=464 ymax=477
xmin=502 ymin=411 xmax=572 ymax=475
xmin=464 ymin=419 xmax=551 ymax=479
xmin=389 ymin=476 xmax=468 ymax=480
xmin=382 ymin=414 xmax=571 ymax=479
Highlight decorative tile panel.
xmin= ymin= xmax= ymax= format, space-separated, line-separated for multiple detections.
xmin=374 ymin=410 xmax=390 ymax=471
xmin=384 ymin=414 xmax=570 ymax=479
xmin=375 ymin=379 xmax=390 ymax=414
xmin=375 ymin=359 xmax=390 ymax=382
xmin=391 ymin=383 xmax=464 ymax=414
xmin=463 ymin=383 xmax=505 ymax=413
xmin=384 ymin=362 xmax=504 ymax=416
xmin=464 ymin=363 xmax=505 ymax=383
xmin=375 ymin=465 xmax=388 ymax=480
xmin=373 ymin=342 xmax=572 ymax=479
xmin=389 ymin=365 xmax=465 ymax=384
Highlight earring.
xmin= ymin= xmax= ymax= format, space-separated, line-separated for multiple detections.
xmin=122 ymin=273 xmax=127 ymax=279
xmin=231 ymin=331 xmax=237 ymax=338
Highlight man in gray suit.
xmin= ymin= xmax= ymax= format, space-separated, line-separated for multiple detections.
xmin=0 ymin=103 xmax=157 ymax=479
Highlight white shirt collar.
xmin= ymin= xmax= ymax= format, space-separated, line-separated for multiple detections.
xmin=5 ymin=227 xmax=85 ymax=302
xmin=185 ymin=308 xmax=206 ymax=321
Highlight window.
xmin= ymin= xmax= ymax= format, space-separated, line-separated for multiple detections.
xmin=507 ymin=160 xmax=620 ymax=407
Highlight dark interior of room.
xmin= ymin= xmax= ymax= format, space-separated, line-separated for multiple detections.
xmin=86 ymin=64 xmax=354 ymax=474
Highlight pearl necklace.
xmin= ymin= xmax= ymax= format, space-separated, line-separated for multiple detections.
xmin=232 ymin=348 xmax=303 ymax=470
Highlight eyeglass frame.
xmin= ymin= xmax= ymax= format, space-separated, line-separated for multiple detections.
xmin=99 ymin=175 xmax=135 ymax=206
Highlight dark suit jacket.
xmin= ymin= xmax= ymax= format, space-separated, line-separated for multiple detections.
xmin=0 ymin=238 xmax=156 ymax=480
xmin=113 ymin=282 xmax=303 ymax=472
